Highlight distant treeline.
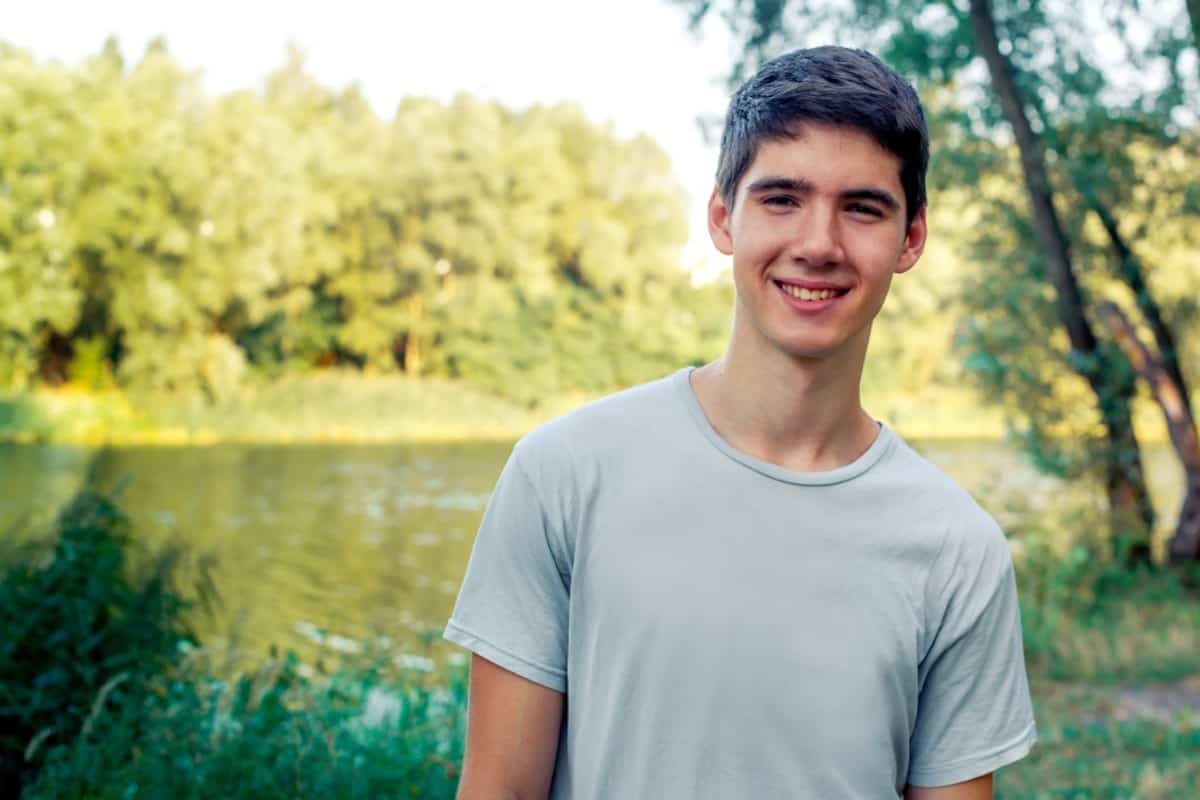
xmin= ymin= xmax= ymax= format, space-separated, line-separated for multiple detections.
xmin=0 ymin=39 xmax=732 ymax=406
xmin=5 ymin=34 xmax=1199 ymax=435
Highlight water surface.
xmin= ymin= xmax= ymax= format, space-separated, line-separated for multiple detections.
xmin=0 ymin=438 xmax=1184 ymax=662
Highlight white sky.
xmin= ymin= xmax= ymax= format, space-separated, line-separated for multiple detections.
xmin=6 ymin=0 xmax=736 ymax=281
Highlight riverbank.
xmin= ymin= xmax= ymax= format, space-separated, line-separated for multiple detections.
xmin=2 ymin=372 xmax=1183 ymax=447
xmin=1 ymin=372 xmax=1017 ymax=445
xmin=0 ymin=373 xmax=568 ymax=445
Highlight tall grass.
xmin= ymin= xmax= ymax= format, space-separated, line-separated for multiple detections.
xmin=999 ymin=504 xmax=1200 ymax=799
xmin=3 ymin=373 xmax=1023 ymax=445
xmin=0 ymin=372 xmax=579 ymax=445
xmin=26 ymin=651 xmax=466 ymax=799
xmin=1013 ymin=503 xmax=1200 ymax=684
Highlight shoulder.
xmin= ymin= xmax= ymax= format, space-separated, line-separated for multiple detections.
xmin=884 ymin=433 xmax=1007 ymax=541
xmin=878 ymin=433 xmax=1013 ymax=586
xmin=512 ymin=370 xmax=683 ymax=475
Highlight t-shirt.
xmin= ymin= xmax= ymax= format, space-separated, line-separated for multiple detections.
xmin=444 ymin=367 xmax=1037 ymax=798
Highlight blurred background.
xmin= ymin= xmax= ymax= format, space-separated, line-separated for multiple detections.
xmin=1 ymin=1 xmax=1199 ymax=797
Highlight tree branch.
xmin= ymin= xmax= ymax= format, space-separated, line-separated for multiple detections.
xmin=966 ymin=0 xmax=1098 ymax=356
xmin=1088 ymin=199 xmax=1192 ymax=405
xmin=1096 ymin=302 xmax=1200 ymax=471
xmin=1189 ymin=0 xmax=1200 ymax=66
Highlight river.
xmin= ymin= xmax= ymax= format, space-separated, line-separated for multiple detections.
xmin=0 ymin=438 xmax=1184 ymax=667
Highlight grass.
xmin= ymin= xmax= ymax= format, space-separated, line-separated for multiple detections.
xmin=0 ymin=372 xmax=1027 ymax=446
xmin=998 ymin=680 xmax=1200 ymax=799
xmin=3 ymin=372 xmax=1182 ymax=447
xmin=2 ymin=488 xmax=1198 ymax=798
xmin=0 ymin=372 xmax=584 ymax=445
xmin=25 ymin=650 xmax=468 ymax=800
xmin=995 ymin=500 xmax=1200 ymax=798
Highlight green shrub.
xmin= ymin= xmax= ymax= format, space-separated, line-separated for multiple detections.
xmin=0 ymin=394 xmax=48 ymax=442
xmin=27 ymin=652 xmax=467 ymax=799
xmin=0 ymin=488 xmax=203 ymax=794
xmin=1014 ymin=505 xmax=1200 ymax=683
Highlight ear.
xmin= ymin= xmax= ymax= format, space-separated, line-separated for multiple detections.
xmin=707 ymin=186 xmax=734 ymax=256
xmin=894 ymin=205 xmax=927 ymax=274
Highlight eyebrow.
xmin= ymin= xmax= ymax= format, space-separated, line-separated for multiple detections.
xmin=744 ymin=176 xmax=900 ymax=211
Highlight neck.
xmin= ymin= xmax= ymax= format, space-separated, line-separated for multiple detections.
xmin=690 ymin=317 xmax=878 ymax=472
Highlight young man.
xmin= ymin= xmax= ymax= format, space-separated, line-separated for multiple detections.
xmin=445 ymin=46 xmax=1037 ymax=799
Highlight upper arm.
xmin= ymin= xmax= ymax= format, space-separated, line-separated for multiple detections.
xmin=457 ymin=653 xmax=565 ymax=800
xmin=905 ymin=773 xmax=993 ymax=800
xmin=909 ymin=516 xmax=1036 ymax=785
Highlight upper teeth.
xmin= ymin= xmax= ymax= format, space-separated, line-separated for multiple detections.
xmin=782 ymin=285 xmax=840 ymax=301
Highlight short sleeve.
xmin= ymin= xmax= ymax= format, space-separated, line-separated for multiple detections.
xmin=443 ymin=447 xmax=570 ymax=692
xmin=908 ymin=519 xmax=1037 ymax=787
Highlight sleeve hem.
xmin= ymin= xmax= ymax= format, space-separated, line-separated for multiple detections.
xmin=907 ymin=720 xmax=1037 ymax=787
xmin=443 ymin=620 xmax=567 ymax=693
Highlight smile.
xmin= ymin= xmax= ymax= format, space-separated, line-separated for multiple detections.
xmin=773 ymin=281 xmax=851 ymax=302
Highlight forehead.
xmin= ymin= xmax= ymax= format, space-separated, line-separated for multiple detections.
xmin=739 ymin=124 xmax=903 ymax=195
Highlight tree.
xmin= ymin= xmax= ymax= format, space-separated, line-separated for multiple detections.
xmin=0 ymin=37 xmax=731 ymax=422
xmin=0 ymin=44 xmax=88 ymax=387
xmin=676 ymin=0 xmax=1200 ymax=561
xmin=1190 ymin=0 xmax=1200 ymax=59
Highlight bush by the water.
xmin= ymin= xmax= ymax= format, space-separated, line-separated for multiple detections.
xmin=0 ymin=488 xmax=465 ymax=799
xmin=25 ymin=651 xmax=466 ymax=800
xmin=0 ymin=489 xmax=200 ymax=794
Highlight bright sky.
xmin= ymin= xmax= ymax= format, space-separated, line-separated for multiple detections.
xmin=7 ymin=0 xmax=736 ymax=281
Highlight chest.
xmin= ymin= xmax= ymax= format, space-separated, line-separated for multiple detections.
xmin=568 ymin=475 xmax=928 ymax=717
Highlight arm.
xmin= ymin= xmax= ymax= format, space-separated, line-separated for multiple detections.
xmin=906 ymin=773 xmax=993 ymax=800
xmin=457 ymin=654 xmax=565 ymax=800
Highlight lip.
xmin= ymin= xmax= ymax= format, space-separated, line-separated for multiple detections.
xmin=772 ymin=279 xmax=851 ymax=313
xmin=772 ymin=278 xmax=853 ymax=291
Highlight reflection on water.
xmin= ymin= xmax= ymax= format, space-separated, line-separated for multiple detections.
xmin=0 ymin=438 xmax=1185 ymax=661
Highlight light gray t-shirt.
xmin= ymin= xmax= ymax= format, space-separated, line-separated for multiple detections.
xmin=445 ymin=368 xmax=1036 ymax=798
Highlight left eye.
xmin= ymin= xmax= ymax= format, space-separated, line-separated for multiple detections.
xmin=847 ymin=204 xmax=883 ymax=217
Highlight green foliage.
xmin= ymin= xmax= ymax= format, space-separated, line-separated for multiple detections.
xmin=0 ymin=487 xmax=205 ymax=793
xmin=998 ymin=688 xmax=1200 ymax=799
xmin=26 ymin=653 xmax=467 ymax=800
xmin=0 ymin=39 xmax=728 ymax=409
xmin=0 ymin=392 xmax=49 ymax=441
xmin=1018 ymin=536 xmax=1200 ymax=684
xmin=1 ymin=370 xmax=571 ymax=444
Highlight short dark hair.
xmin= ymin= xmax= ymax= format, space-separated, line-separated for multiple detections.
xmin=716 ymin=46 xmax=929 ymax=225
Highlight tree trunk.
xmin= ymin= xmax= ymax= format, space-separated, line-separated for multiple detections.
xmin=1089 ymin=199 xmax=1190 ymax=402
xmin=1097 ymin=302 xmax=1200 ymax=561
xmin=401 ymin=294 xmax=424 ymax=375
xmin=967 ymin=0 xmax=1155 ymax=558
xmin=1189 ymin=0 xmax=1200 ymax=66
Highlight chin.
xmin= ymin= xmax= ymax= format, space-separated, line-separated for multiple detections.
xmin=775 ymin=339 xmax=846 ymax=362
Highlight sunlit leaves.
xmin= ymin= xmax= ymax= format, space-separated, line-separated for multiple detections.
xmin=0 ymin=39 xmax=720 ymax=405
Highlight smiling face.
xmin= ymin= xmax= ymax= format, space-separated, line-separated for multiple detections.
xmin=709 ymin=123 xmax=927 ymax=367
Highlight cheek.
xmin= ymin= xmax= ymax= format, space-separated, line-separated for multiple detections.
xmin=856 ymin=237 xmax=908 ymax=275
xmin=731 ymin=221 xmax=783 ymax=270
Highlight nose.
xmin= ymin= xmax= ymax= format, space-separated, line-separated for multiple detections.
xmin=786 ymin=203 xmax=844 ymax=267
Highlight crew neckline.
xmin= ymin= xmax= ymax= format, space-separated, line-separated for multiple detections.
xmin=672 ymin=366 xmax=895 ymax=486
